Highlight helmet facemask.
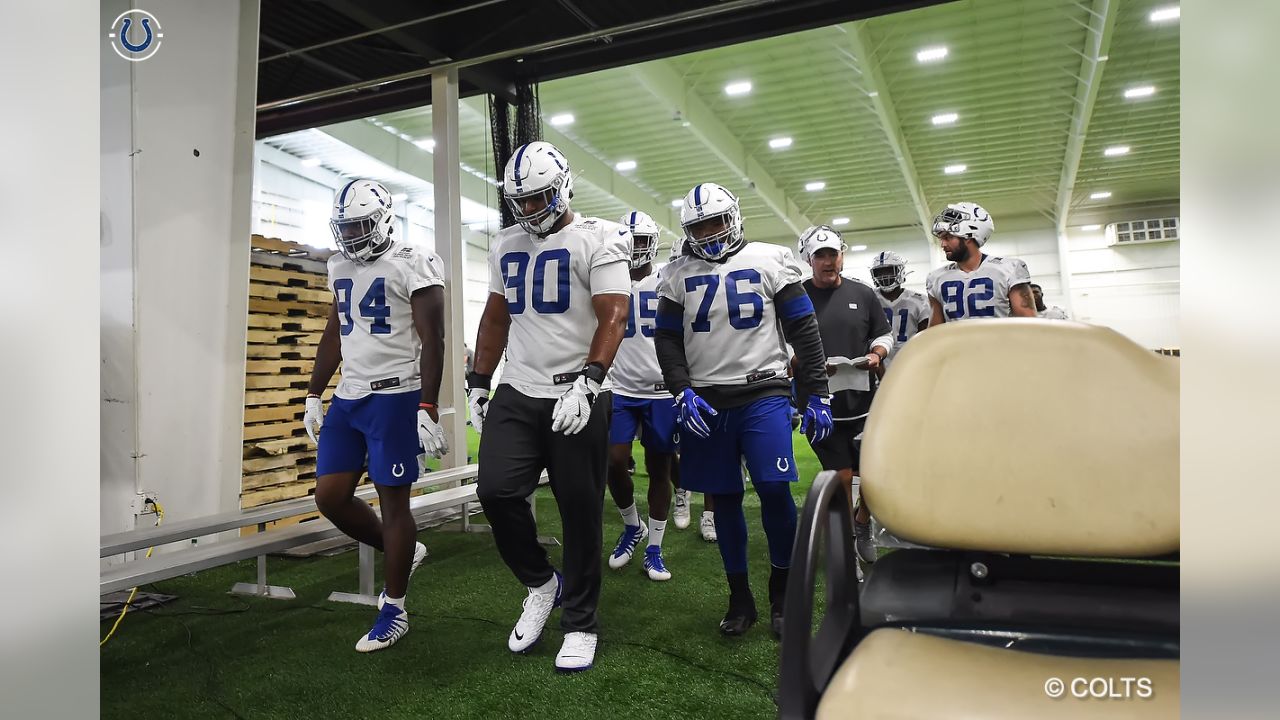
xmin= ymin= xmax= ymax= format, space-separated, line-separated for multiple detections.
xmin=871 ymin=264 xmax=906 ymax=292
xmin=682 ymin=208 xmax=743 ymax=261
xmin=630 ymin=233 xmax=659 ymax=269
xmin=330 ymin=208 xmax=392 ymax=264
xmin=505 ymin=181 xmax=568 ymax=237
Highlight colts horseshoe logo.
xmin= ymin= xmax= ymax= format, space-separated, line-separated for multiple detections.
xmin=108 ymin=10 xmax=164 ymax=62
xmin=776 ymin=457 xmax=790 ymax=473
xmin=391 ymin=463 xmax=406 ymax=478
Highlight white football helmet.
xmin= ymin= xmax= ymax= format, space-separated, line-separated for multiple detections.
xmin=797 ymin=225 xmax=845 ymax=262
xmin=680 ymin=183 xmax=744 ymax=261
xmin=931 ymin=201 xmax=994 ymax=246
xmin=502 ymin=141 xmax=574 ymax=236
xmin=330 ymin=179 xmax=395 ymax=264
xmin=869 ymin=250 xmax=908 ymax=292
xmin=619 ymin=211 xmax=660 ymax=269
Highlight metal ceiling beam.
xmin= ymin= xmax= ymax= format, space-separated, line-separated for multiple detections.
xmin=1053 ymin=0 xmax=1119 ymax=227
xmin=453 ymin=101 xmax=679 ymax=237
xmin=843 ymin=23 xmax=936 ymax=255
xmin=628 ymin=60 xmax=812 ymax=236
xmin=260 ymin=34 xmax=361 ymax=83
xmin=317 ymin=119 xmax=497 ymax=205
xmin=1053 ymin=0 xmax=1118 ymax=318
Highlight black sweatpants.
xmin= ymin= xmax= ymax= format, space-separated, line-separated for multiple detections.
xmin=476 ymin=385 xmax=612 ymax=633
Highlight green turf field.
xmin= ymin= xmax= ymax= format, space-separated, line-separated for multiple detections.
xmin=100 ymin=430 xmax=825 ymax=719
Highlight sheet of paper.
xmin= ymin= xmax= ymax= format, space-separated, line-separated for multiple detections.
xmin=826 ymin=356 xmax=871 ymax=392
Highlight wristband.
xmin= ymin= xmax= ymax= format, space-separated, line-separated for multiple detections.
xmin=581 ymin=362 xmax=607 ymax=385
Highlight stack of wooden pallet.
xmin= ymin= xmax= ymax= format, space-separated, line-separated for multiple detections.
xmin=242 ymin=235 xmax=340 ymax=513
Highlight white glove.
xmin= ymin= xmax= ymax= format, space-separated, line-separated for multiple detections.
xmin=551 ymin=375 xmax=601 ymax=435
xmin=303 ymin=395 xmax=324 ymax=445
xmin=467 ymin=387 xmax=490 ymax=435
xmin=417 ymin=407 xmax=449 ymax=459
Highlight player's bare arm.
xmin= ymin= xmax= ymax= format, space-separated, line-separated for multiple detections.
xmin=585 ymin=290 xmax=630 ymax=371
xmin=927 ymin=296 xmax=945 ymax=328
xmin=472 ymin=293 xmax=512 ymax=377
xmin=308 ymin=303 xmax=343 ymax=395
xmin=1009 ymin=283 xmax=1038 ymax=318
xmin=411 ymin=285 xmax=446 ymax=421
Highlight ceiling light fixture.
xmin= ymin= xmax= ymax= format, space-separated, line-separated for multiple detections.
xmin=724 ymin=81 xmax=752 ymax=96
xmin=916 ymin=46 xmax=948 ymax=63
xmin=805 ymin=181 xmax=826 ymax=192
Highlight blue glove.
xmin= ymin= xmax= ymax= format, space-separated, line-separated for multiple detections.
xmin=675 ymin=388 xmax=718 ymax=439
xmin=801 ymin=394 xmax=833 ymax=444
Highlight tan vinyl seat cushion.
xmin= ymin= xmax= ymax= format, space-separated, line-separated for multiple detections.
xmin=861 ymin=320 xmax=1178 ymax=557
xmin=817 ymin=628 xmax=1179 ymax=720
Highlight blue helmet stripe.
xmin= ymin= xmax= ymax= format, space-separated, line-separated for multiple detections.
xmin=629 ymin=211 xmax=637 ymax=228
xmin=693 ymin=183 xmax=703 ymax=209
xmin=512 ymin=144 xmax=529 ymax=189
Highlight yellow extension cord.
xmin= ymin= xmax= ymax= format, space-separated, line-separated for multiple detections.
xmin=100 ymin=501 xmax=165 ymax=647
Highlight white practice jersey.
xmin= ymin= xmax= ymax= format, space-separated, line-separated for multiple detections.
xmin=1039 ymin=306 xmax=1069 ymax=320
xmin=877 ymin=288 xmax=931 ymax=367
xmin=328 ymin=242 xmax=445 ymax=399
xmin=489 ymin=215 xmax=631 ymax=398
xmin=658 ymin=242 xmax=804 ymax=387
xmin=610 ymin=271 xmax=666 ymax=399
xmin=925 ymin=254 xmax=1031 ymax=322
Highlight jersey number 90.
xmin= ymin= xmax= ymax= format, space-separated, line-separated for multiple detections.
xmin=501 ymin=249 xmax=571 ymax=315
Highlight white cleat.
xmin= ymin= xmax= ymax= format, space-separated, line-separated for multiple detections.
xmin=355 ymin=601 xmax=409 ymax=652
xmin=555 ymin=631 xmax=598 ymax=672
xmin=700 ymin=511 xmax=718 ymax=543
xmin=607 ymin=521 xmax=649 ymax=569
xmin=673 ymin=490 xmax=691 ymax=530
xmin=643 ymin=546 xmax=672 ymax=581
xmin=508 ymin=571 xmax=562 ymax=653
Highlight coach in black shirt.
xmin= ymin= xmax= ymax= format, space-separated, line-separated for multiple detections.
xmin=797 ymin=226 xmax=892 ymax=565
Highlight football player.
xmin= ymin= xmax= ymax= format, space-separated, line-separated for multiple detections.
xmin=655 ymin=183 xmax=831 ymax=639
xmin=925 ymin=202 xmax=1038 ymax=324
xmin=467 ymin=141 xmax=630 ymax=673
xmin=869 ymin=250 xmax=930 ymax=371
xmin=604 ymin=211 xmax=679 ymax=581
xmin=1031 ymin=283 xmax=1070 ymax=319
xmin=303 ymin=179 xmax=447 ymax=652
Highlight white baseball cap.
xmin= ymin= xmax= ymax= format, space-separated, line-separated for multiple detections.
xmin=798 ymin=225 xmax=846 ymax=261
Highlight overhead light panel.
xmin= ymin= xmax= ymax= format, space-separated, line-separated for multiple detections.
xmin=849 ymin=245 xmax=868 ymax=252
xmin=1124 ymin=85 xmax=1156 ymax=99
xmin=916 ymin=46 xmax=948 ymax=63
xmin=805 ymin=181 xmax=826 ymax=192
xmin=1149 ymin=6 xmax=1179 ymax=22
xmin=382 ymin=125 xmax=398 ymax=134
xmin=300 ymin=157 xmax=322 ymax=168
xmin=931 ymin=112 xmax=958 ymax=125
xmin=831 ymin=217 xmax=850 ymax=226
xmin=1081 ymin=224 xmax=1102 ymax=231
xmin=615 ymin=160 xmax=637 ymax=171
xmin=768 ymin=137 xmax=793 ymax=149
xmin=1090 ymin=191 xmax=1112 ymax=200
xmin=1104 ymin=145 xmax=1131 ymax=157
xmin=944 ymin=164 xmax=967 ymax=175
xmin=724 ymin=81 xmax=752 ymax=96
xmin=549 ymin=113 xmax=575 ymax=127
xmin=414 ymin=138 xmax=435 ymax=152
xmin=671 ymin=199 xmax=684 ymax=208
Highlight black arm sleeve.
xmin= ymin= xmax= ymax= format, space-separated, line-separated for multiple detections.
xmin=654 ymin=297 xmax=691 ymax=396
xmin=775 ymin=282 xmax=830 ymax=404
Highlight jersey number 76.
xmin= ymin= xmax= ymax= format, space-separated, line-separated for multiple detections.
xmin=685 ymin=270 xmax=764 ymax=332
